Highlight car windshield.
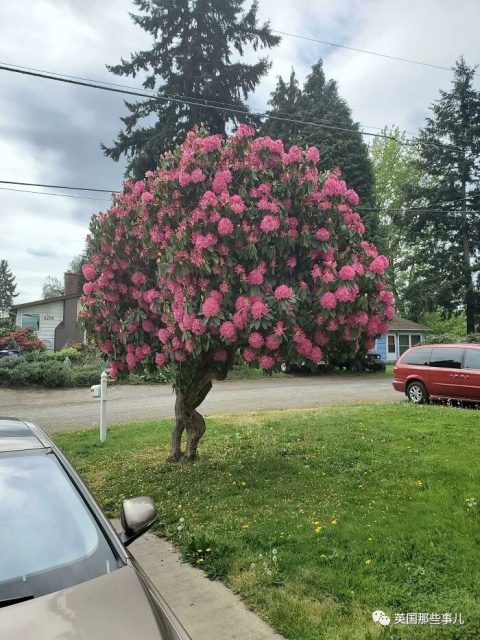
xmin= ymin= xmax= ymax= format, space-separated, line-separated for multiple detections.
xmin=0 ymin=449 xmax=121 ymax=605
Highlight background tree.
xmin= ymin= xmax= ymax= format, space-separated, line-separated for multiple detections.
xmin=260 ymin=60 xmax=381 ymax=246
xmin=69 ymin=251 xmax=89 ymax=288
xmin=369 ymin=127 xmax=423 ymax=314
xmin=260 ymin=69 xmax=302 ymax=140
xmin=402 ymin=58 xmax=480 ymax=332
xmin=42 ymin=276 xmax=64 ymax=299
xmin=0 ymin=259 xmax=18 ymax=317
xmin=82 ymin=126 xmax=392 ymax=461
xmin=103 ymin=0 xmax=280 ymax=178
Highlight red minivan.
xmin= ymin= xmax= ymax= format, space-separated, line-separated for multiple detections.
xmin=393 ymin=343 xmax=480 ymax=404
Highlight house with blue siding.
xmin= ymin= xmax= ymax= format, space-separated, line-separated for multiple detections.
xmin=376 ymin=316 xmax=430 ymax=363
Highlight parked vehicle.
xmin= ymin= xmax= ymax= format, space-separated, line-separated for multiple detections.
xmin=0 ymin=417 xmax=190 ymax=640
xmin=280 ymin=349 xmax=386 ymax=374
xmin=393 ymin=343 xmax=480 ymax=404
xmin=0 ymin=349 xmax=20 ymax=358
xmin=360 ymin=349 xmax=386 ymax=372
xmin=331 ymin=349 xmax=386 ymax=373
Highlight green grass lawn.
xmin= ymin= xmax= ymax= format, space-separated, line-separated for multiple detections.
xmin=54 ymin=404 xmax=479 ymax=640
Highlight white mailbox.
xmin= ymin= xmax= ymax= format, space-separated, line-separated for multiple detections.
xmin=91 ymin=384 xmax=101 ymax=398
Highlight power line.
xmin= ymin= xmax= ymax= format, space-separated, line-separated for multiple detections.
xmin=269 ymin=30 xmax=459 ymax=74
xmin=0 ymin=180 xmax=115 ymax=193
xmin=158 ymin=0 xmax=462 ymax=74
xmin=0 ymin=63 xmax=461 ymax=152
xmin=1 ymin=184 xmax=478 ymax=215
xmin=0 ymin=60 xmax=403 ymax=136
xmin=0 ymin=63 xmax=397 ymax=141
xmin=0 ymin=186 xmax=109 ymax=201
xmin=359 ymin=207 xmax=480 ymax=214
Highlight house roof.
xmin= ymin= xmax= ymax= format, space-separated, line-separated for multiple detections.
xmin=389 ymin=315 xmax=429 ymax=332
xmin=12 ymin=293 xmax=81 ymax=311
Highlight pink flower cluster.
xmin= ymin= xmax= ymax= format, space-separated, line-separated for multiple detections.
xmin=81 ymin=124 xmax=393 ymax=381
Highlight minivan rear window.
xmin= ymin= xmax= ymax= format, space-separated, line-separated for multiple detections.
xmin=429 ymin=347 xmax=464 ymax=369
xmin=464 ymin=348 xmax=480 ymax=370
xmin=401 ymin=347 xmax=432 ymax=366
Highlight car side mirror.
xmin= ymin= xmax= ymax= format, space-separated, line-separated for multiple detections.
xmin=120 ymin=496 xmax=157 ymax=546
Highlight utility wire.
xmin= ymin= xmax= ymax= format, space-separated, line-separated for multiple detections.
xmin=157 ymin=0 xmax=462 ymax=74
xmin=269 ymin=30 xmax=460 ymax=74
xmin=0 ymin=60 xmax=398 ymax=136
xmin=0 ymin=186 xmax=109 ymax=201
xmin=0 ymin=63 xmax=462 ymax=152
xmin=1 ymin=184 xmax=478 ymax=214
xmin=0 ymin=180 xmax=115 ymax=193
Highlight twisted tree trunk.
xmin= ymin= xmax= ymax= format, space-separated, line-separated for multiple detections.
xmin=168 ymin=374 xmax=213 ymax=461
xmin=168 ymin=351 xmax=234 ymax=461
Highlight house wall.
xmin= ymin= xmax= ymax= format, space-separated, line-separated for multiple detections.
xmin=385 ymin=330 xmax=427 ymax=363
xmin=15 ymin=301 xmax=64 ymax=351
xmin=375 ymin=333 xmax=388 ymax=362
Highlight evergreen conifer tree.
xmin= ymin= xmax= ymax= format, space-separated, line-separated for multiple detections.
xmin=0 ymin=260 xmax=18 ymax=317
xmin=401 ymin=58 xmax=480 ymax=332
xmin=103 ymin=0 xmax=280 ymax=178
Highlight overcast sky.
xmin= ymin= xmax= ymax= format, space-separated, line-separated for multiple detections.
xmin=1 ymin=0 xmax=479 ymax=303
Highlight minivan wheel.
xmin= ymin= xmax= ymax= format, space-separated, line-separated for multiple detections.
xmin=407 ymin=381 xmax=428 ymax=404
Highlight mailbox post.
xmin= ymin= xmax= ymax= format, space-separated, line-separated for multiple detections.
xmin=90 ymin=371 xmax=108 ymax=442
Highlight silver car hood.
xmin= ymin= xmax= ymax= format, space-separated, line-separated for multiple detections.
xmin=0 ymin=564 xmax=182 ymax=640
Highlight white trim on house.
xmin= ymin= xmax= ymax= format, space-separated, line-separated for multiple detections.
xmin=386 ymin=331 xmax=426 ymax=363
xmin=15 ymin=300 xmax=64 ymax=351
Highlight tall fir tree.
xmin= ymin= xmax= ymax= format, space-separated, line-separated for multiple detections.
xmin=296 ymin=60 xmax=373 ymax=204
xmin=260 ymin=69 xmax=302 ymax=140
xmin=260 ymin=60 xmax=380 ymax=246
xmin=401 ymin=58 xmax=480 ymax=332
xmin=103 ymin=0 xmax=280 ymax=178
xmin=0 ymin=260 xmax=18 ymax=317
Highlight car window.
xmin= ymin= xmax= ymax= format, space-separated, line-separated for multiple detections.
xmin=401 ymin=347 xmax=432 ymax=366
xmin=429 ymin=347 xmax=464 ymax=369
xmin=0 ymin=450 xmax=121 ymax=604
xmin=464 ymin=348 xmax=480 ymax=370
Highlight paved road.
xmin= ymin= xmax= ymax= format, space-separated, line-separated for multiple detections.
xmin=0 ymin=375 xmax=400 ymax=433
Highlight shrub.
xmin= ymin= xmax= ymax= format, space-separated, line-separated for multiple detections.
xmin=41 ymin=362 xmax=71 ymax=388
xmin=69 ymin=366 xmax=104 ymax=387
xmin=81 ymin=126 xmax=392 ymax=460
xmin=54 ymin=347 xmax=83 ymax=362
xmin=0 ymin=326 xmax=45 ymax=352
xmin=425 ymin=333 xmax=460 ymax=344
xmin=22 ymin=351 xmax=56 ymax=363
xmin=466 ymin=333 xmax=480 ymax=343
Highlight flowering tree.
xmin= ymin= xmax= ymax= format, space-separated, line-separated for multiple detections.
xmin=81 ymin=125 xmax=393 ymax=461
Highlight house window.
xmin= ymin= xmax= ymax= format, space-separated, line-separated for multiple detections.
xmin=411 ymin=334 xmax=421 ymax=346
xmin=388 ymin=335 xmax=396 ymax=354
xmin=21 ymin=314 xmax=40 ymax=331
xmin=399 ymin=335 xmax=410 ymax=356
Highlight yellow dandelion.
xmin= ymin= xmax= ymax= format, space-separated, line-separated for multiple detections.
xmin=242 ymin=523 xmax=250 ymax=528
xmin=331 ymin=519 xmax=337 ymax=525
xmin=196 ymin=558 xmax=204 ymax=564
xmin=314 ymin=521 xmax=320 ymax=526
xmin=315 ymin=526 xmax=322 ymax=533
xmin=365 ymin=559 xmax=372 ymax=565
xmin=206 ymin=548 xmax=211 ymax=552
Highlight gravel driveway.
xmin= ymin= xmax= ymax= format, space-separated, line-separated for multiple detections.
xmin=0 ymin=375 xmax=400 ymax=433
